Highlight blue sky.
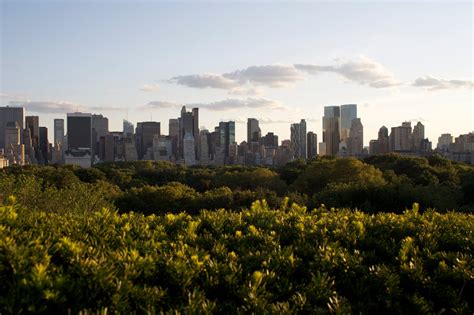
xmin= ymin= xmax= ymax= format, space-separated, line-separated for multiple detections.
xmin=1 ymin=1 xmax=472 ymax=144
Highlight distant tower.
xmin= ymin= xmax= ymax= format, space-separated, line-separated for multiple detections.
xmin=307 ymin=131 xmax=318 ymax=159
xmin=183 ymin=132 xmax=196 ymax=165
xmin=340 ymin=104 xmax=357 ymax=150
xmin=347 ymin=118 xmax=363 ymax=155
xmin=290 ymin=119 xmax=307 ymax=159
xmin=390 ymin=122 xmax=412 ymax=151
xmin=412 ymin=122 xmax=425 ymax=151
xmin=247 ymin=118 xmax=261 ymax=143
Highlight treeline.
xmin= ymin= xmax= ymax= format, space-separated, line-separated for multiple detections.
xmin=1 ymin=199 xmax=472 ymax=313
xmin=1 ymin=154 xmax=473 ymax=214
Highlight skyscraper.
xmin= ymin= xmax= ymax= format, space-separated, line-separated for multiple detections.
xmin=412 ymin=122 xmax=425 ymax=151
xmin=67 ymin=113 xmax=92 ymax=150
xmin=390 ymin=122 xmax=412 ymax=151
xmin=0 ymin=106 xmax=24 ymax=150
xmin=307 ymin=131 xmax=318 ymax=159
xmin=340 ymin=104 xmax=357 ymax=148
xmin=136 ymin=121 xmax=160 ymax=160
xmin=322 ymin=106 xmax=341 ymax=156
xmin=123 ymin=119 xmax=134 ymax=136
xmin=290 ymin=119 xmax=307 ymax=159
xmin=247 ymin=118 xmax=261 ymax=143
xmin=178 ymin=106 xmax=199 ymax=159
xmin=92 ymin=114 xmax=109 ymax=158
xmin=39 ymin=127 xmax=49 ymax=164
xmin=218 ymin=121 xmax=235 ymax=157
xmin=347 ymin=118 xmax=363 ymax=155
xmin=54 ymin=119 xmax=64 ymax=148
xmin=183 ymin=132 xmax=196 ymax=165
xmin=437 ymin=134 xmax=453 ymax=151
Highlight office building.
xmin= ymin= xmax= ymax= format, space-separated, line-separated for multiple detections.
xmin=412 ymin=122 xmax=425 ymax=151
xmin=67 ymin=113 xmax=92 ymax=150
xmin=135 ymin=121 xmax=160 ymax=159
xmin=219 ymin=121 xmax=235 ymax=158
xmin=347 ymin=118 xmax=363 ymax=155
xmin=437 ymin=134 xmax=453 ymax=151
xmin=307 ymin=131 xmax=318 ymax=159
xmin=247 ymin=118 xmax=261 ymax=143
xmin=54 ymin=119 xmax=64 ymax=148
xmin=340 ymin=104 xmax=357 ymax=148
xmin=39 ymin=127 xmax=49 ymax=164
xmin=390 ymin=122 xmax=412 ymax=152
xmin=123 ymin=119 xmax=134 ymax=136
xmin=0 ymin=107 xmax=24 ymax=150
xmin=290 ymin=119 xmax=307 ymax=159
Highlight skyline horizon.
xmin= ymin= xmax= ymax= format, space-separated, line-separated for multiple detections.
xmin=1 ymin=1 xmax=473 ymax=144
xmin=0 ymin=102 xmax=466 ymax=148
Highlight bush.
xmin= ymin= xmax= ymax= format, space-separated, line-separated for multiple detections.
xmin=1 ymin=200 xmax=472 ymax=313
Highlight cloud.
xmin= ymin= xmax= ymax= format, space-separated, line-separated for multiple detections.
xmin=412 ymin=76 xmax=474 ymax=90
xmin=146 ymin=101 xmax=180 ymax=109
xmin=295 ymin=56 xmax=400 ymax=88
xmin=144 ymin=97 xmax=287 ymax=112
xmin=190 ymin=98 xmax=287 ymax=111
xmin=168 ymin=57 xmax=400 ymax=92
xmin=169 ymin=74 xmax=239 ymax=89
xmin=7 ymin=100 xmax=122 ymax=114
xmin=223 ymin=64 xmax=303 ymax=88
xmin=140 ymin=83 xmax=160 ymax=92
xmin=228 ymin=87 xmax=263 ymax=96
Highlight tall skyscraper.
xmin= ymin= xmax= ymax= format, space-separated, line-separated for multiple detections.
xmin=321 ymin=106 xmax=341 ymax=156
xmin=347 ymin=118 xmax=363 ymax=155
xmin=183 ymin=132 xmax=196 ymax=165
xmin=247 ymin=118 xmax=261 ymax=143
xmin=39 ymin=127 xmax=49 ymax=164
xmin=0 ymin=106 xmax=24 ymax=150
xmin=135 ymin=121 xmax=160 ymax=159
xmin=307 ymin=131 xmax=318 ymax=159
xmin=412 ymin=122 xmax=425 ymax=151
xmin=54 ymin=119 xmax=64 ymax=147
xmin=67 ymin=113 xmax=92 ymax=150
xmin=178 ymin=106 xmax=199 ymax=159
xmin=290 ymin=119 xmax=307 ymax=159
xmin=218 ymin=121 xmax=235 ymax=157
xmin=91 ymin=114 xmax=109 ymax=158
xmin=340 ymin=104 xmax=357 ymax=148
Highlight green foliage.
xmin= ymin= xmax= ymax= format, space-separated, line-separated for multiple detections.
xmin=1 ymin=200 xmax=473 ymax=313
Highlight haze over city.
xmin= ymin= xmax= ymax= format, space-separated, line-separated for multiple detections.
xmin=1 ymin=1 xmax=473 ymax=144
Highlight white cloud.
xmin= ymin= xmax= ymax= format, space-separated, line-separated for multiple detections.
xmin=168 ymin=57 xmax=400 ymax=92
xmin=7 ymin=100 xmax=123 ymax=114
xmin=412 ymin=76 xmax=474 ymax=90
xmin=144 ymin=97 xmax=287 ymax=112
xmin=140 ymin=83 xmax=160 ymax=92
xmin=295 ymin=56 xmax=400 ymax=88
xmin=169 ymin=73 xmax=239 ymax=89
xmin=146 ymin=101 xmax=180 ymax=108
xmin=223 ymin=64 xmax=303 ymax=88
xmin=191 ymin=97 xmax=287 ymax=111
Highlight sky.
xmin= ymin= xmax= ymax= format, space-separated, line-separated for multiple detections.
xmin=1 ymin=0 xmax=473 ymax=145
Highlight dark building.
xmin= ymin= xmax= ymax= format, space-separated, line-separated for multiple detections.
xmin=262 ymin=132 xmax=278 ymax=148
xmin=219 ymin=121 xmax=235 ymax=157
xmin=67 ymin=113 xmax=92 ymax=150
xmin=39 ymin=126 xmax=49 ymax=164
xmin=136 ymin=121 xmax=160 ymax=159
xmin=307 ymin=131 xmax=318 ymax=159
xmin=99 ymin=133 xmax=115 ymax=162
xmin=25 ymin=116 xmax=40 ymax=159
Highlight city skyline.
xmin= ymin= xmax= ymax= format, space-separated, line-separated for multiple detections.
xmin=1 ymin=1 xmax=473 ymax=144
